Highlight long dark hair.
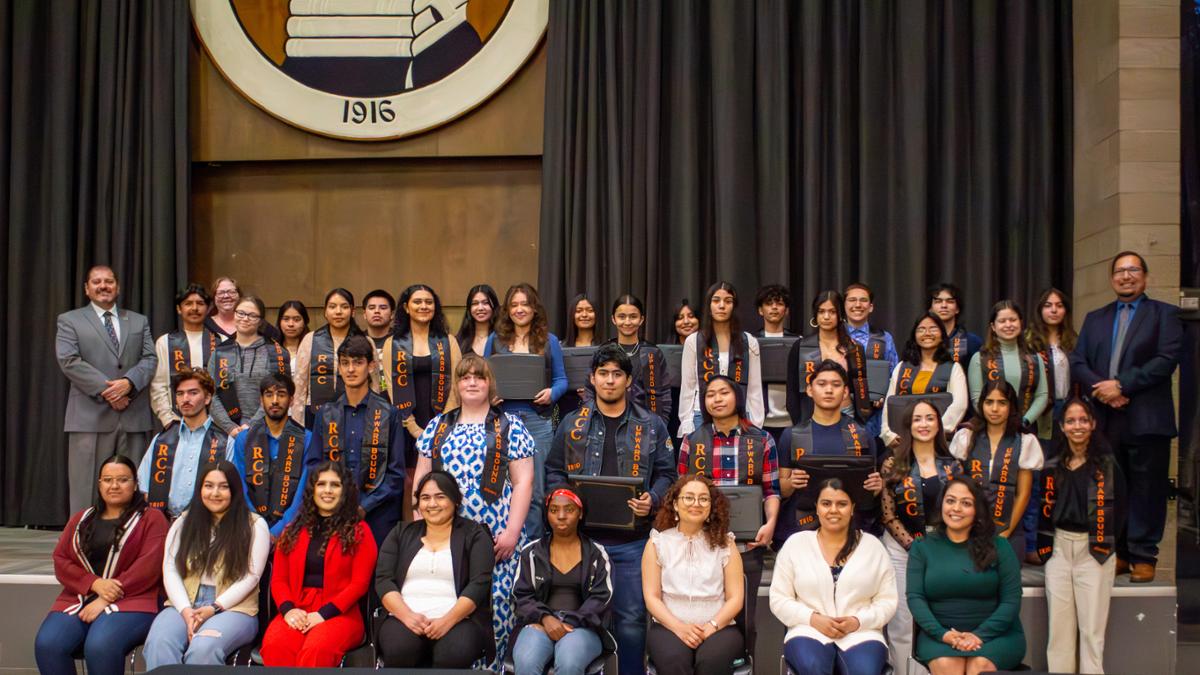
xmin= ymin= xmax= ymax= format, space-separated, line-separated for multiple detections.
xmin=278 ymin=461 xmax=363 ymax=556
xmin=174 ymin=461 xmax=254 ymax=586
xmin=670 ymin=298 xmax=697 ymax=343
xmin=394 ymin=284 xmax=450 ymax=339
xmin=565 ymin=293 xmax=600 ymax=345
xmin=814 ymin=478 xmax=861 ymax=565
xmin=1055 ymin=397 xmax=1112 ymax=475
xmin=611 ymin=293 xmax=647 ymax=342
xmin=899 ymin=312 xmax=951 ymax=365
xmin=934 ymin=478 xmax=997 ymax=571
xmin=495 ymin=283 xmax=550 ymax=355
xmin=1027 ymin=287 xmax=1077 ymax=353
xmin=967 ymin=379 xmax=1022 ymax=440
xmin=883 ymin=401 xmax=955 ymax=482
xmin=654 ymin=474 xmax=730 ymax=550
xmin=699 ymin=281 xmax=744 ymax=356
xmin=809 ymin=290 xmax=855 ymax=354
xmin=456 ymin=284 xmax=499 ymax=349
xmin=80 ymin=455 xmax=147 ymax=555
xmin=981 ymin=299 xmax=1030 ymax=354
xmin=323 ymin=288 xmax=363 ymax=336
xmin=276 ymin=300 xmax=310 ymax=344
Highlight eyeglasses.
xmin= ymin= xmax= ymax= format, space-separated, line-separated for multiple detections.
xmin=914 ymin=327 xmax=940 ymax=335
xmin=1112 ymin=266 xmax=1144 ymax=278
xmin=678 ymin=494 xmax=711 ymax=506
xmin=234 ymin=310 xmax=261 ymax=320
xmin=215 ymin=290 xmax=239 ymax=297
xmin=99 ymin=477 xmax=134 ymax=486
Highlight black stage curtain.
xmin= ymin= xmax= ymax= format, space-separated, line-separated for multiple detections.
xmin=540 ymin=0 xmax=1072 ymax=341
xmin=0 ymin=0 xmax=189 ymax=526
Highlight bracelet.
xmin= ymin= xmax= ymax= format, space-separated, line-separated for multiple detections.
xmin=708 ymin=620 xmax=720 ymax=630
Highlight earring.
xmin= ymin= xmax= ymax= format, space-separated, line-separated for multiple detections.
xmin=809 ymin=317 xmax=818 ymax=328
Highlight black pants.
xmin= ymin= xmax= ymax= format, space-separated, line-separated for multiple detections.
xmin=739 ymin=548 xmax=763 ymax=657
xmin=1113 ymin=434 xmax=1171 ymax=564
xmin=376 ymin=616 xmax=487 ymax=668
xmin=646 ymin=623 xmax=744 ymax=675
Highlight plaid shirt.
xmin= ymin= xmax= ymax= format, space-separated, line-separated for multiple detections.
xmin=677 ymin=424 xmax=781 ymax=500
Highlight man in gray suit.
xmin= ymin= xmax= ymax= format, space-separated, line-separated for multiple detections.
xmin=56 ymin=265 xmax=157 ymax=512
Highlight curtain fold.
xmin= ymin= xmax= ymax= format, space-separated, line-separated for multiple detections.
xmin=1 ymin=0 xmax=189 ymax=526
xmin=539 ymin=0 xmax=1072 ymax=341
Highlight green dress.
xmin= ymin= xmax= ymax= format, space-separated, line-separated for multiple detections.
xmin=906 ymin=533 xmax=1025 ymax=668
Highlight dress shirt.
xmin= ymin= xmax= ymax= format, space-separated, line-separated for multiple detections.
xmin=137 ymin=417 xmax=233 ymax=517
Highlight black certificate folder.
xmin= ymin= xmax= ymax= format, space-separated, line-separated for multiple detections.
xmin=658 ymin=344 xmax=684 ymax=387
xmin=759 ymin=337 xmax=798 ymax=383
xmin=569 ymin=474 xmax=643 ymax=531
xmin=793 ymin=455 xmax=876 ymax=509
xmin=720 ymin=485 xmax=765 ymax=541
xmin=866 ymin=360 xmax=892 ymax=401
xmin=562 ymin=346 xmax=598 ymax=390
xmin=489 ymin=353 xmax=547 ymax=400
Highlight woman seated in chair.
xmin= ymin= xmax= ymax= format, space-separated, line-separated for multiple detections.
xmin=907 ymin=478 xmax=1025 ymax=674
xmin=770 ymin=478 xmax=896 ymax=675
xmin=35 ymin=455 xmax=168 ymax=675
xmin=374 ymin=470 xmax=495 ymax=668
xmin=259 ymin=461 xmax=377 ymax=666
xmin=642 ymin=474 xmax=745 ymax=675
xmin=511 ymin=488 xmax=614 ymax=675
xmin=143 ymin=461 xmax=270 ymax=669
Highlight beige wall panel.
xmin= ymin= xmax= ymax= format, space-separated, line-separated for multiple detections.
xmin=1118 ymin=130 xmax=1179 ymax=161
xmin=1118 ymin=6 xmax=1180 ymax=36
xmin=1119 ymin=68 xmax=1180 ymax=99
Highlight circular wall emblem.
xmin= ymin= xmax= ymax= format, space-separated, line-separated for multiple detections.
xmin=191 ymin=0 xmax=548 ymax=140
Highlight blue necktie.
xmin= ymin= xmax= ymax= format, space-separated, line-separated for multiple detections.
xmin=1109 ymin=304 xmax=1130 ymax=377
xmin=103 ymin=311 xmax=119 ymax=350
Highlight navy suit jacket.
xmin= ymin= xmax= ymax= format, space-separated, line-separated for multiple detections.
xmin=1070 ymin=296 xmax=1182 ymax=438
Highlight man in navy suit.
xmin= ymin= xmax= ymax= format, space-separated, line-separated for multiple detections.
xmin=1070 ymin=251 xmax=1182 ymax=582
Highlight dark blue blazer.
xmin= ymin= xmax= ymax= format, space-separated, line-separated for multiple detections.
xmin=1069 ymin=296 xmax=1182 ymax=438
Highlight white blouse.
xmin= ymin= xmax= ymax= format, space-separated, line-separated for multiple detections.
xmin=401 ymin=547 xmax=457 ymax=619
xmin=949 ymin=428 xmax=1044 ymax=472
xmin=650 ymin=528 xmax=735 ymax=625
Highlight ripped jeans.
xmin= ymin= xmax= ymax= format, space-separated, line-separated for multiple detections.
xmin=143 ymin=584 xmax=258 ymax=669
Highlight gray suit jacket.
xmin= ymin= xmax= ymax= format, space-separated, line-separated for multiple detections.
xmin=56 ymin=305 xmax=157 ymax=433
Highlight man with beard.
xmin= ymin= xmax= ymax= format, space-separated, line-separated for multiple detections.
xmin=137 ymin=368 xmax=231 ymax=518
xmin=230 ymin=372 xmax=311 ymax=538
xmin=546 ymin=343 xmax=676 ymax=675
xmin=150 ymin=283 xmax=221 ymax=428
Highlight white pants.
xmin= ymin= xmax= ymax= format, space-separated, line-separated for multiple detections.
xmin=883 ymin=532 xmax=928 ymax=675
xmin=1045 ymin=529 xmax=1116 ymax=674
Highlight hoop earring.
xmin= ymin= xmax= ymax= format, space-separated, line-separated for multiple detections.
xmin=809 ymin=317 xmax=818 ymax=328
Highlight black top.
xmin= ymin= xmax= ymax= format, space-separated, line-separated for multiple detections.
xmin=1054 ymin=463 xmax=1092 ymax=533
xmin=921 ymin=475 xmax=941 ymax=521
xmin=830 ymin=564 xmax=844 ymax=583
xmin=304 ymin=521 xmax=331 ymax=588
xmin=599 ymin=414 xmax=621 ymax=477
xmin=547 ymin=561 xmax=584 ymax=612
xmin=413 ymin=355 xmax=434 ymax=429
xmin=370 ymin=335 xmax=388 ymax=350
xmin=87 ymin=517 xmax=120 ymax=573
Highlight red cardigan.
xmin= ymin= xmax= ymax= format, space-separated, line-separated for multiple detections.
xmin=51 ymin=506 xmax=168 ymax=614
xmin=272 ymin=521 xmax=377 ymax=622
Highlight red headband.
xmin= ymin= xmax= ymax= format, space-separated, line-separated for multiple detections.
xmin=547 ymin=488 xmax=583 ymax=509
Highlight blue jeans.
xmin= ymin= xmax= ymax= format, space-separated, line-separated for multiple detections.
xmin=512 ymin=624 xmax=603 ymax=675
xmin=35 ymin=610 xmax=155 ymax=675
xmin=517 ymin=409 xmax=554 ymax=541
xmin=143 ymin=585 xmax=258 ymax=669
xmin=784 ymin=637 xmax=889 ymax=675
xmin=606 ymin=538 xmax=648 ymax=675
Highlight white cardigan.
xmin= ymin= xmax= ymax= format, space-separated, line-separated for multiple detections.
xmin=769 ymin=530 xmax=897 ymax=649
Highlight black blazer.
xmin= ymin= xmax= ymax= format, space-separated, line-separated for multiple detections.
xmin=374 ymin=516 xmax=496 ymax=659
xmin=1070 ymin=297 xmax=1182 ymax=438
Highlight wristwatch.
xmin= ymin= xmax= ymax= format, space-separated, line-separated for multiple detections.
xmin=211 ymin=602 xmax=225 ymax=615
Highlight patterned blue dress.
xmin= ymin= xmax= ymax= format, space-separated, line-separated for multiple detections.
xmin=417 ymin=412 xmax=535 ymax=670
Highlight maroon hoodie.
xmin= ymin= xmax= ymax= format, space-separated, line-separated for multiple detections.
xmin=50 ymin=506 xmax=168 ymax=615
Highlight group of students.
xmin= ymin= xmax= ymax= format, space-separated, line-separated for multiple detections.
xmin=43 ymin=249 xmax=1180 ymax=674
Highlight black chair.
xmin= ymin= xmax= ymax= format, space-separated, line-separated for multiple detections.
xmin=645 ymin=574 xmax=754 ymax=675
xmin=500 ymin=626 xmax=618 ymax=674
xmin=71 ymin=644 xmax=141 ymax=673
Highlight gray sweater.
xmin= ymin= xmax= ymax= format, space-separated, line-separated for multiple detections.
xmin=206 ymin=336 xmax=290 ymax=433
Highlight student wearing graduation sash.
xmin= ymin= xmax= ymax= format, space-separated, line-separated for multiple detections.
xmin=546 ymin=343 xmax=677 ymax=675
xmin=675 ymin=374 xmax=780 ymax=656
xmin=230 ymin=372 xmax=310 ymax=538
xmin=412 ymin=353 xmax=536 ymax=669
xmin=361 ymin=289 xmax=395 ymax=354
xmin=384 ymin=285 xmax=462 ymax=443
xmin=138 ymin=369 xmax=233 ymax=518
xmin=457 ymin=284 xmax=500 ymax=357
xmin=276 ymin=301 xmax=310 ymax=373
xmin=291 ymin=288 xmax=363 ymax=426
xmin=755 ymin=284 xmax=796 ymax=445
xmin=949 ymin=380 xmax=1043 ymax=562
xmin=305 ymin=335 xmax=406 ymax=546
xmin=152 ymin=283 xmax=220 ymax=428
xmin=776 ymin=360 xmax=885 ymax=549
xmin=35 ymin=455 xmax=168 ymax=675
xmin=560 ymin=293 xmax=602 ymax=418
xmin=678 ymin=281 xmax=764 ymax=437
xmin=1038 ymin=398 xmax=1125 ymax=674
xmin=610 ymin=293 xmax=673 ymax=426
xmin=927 ymin=282 xmax=983 ymax=366
xmin=879 ymin=401 xmax=962 ymax=671
xmin=843 ymin=283 xmax=900 ymax=438
xmin=484 ymin=282 xmax=568 ymax=540
xmin=785 ymin=291 xmax=874 ymax=426
xmin=208 ymin=296 xmax=290 ymax=436
xmin=967 ymin=300 xmax=1049 ymax=428
xmin=879 ymin=313 xmax=969 ymax=448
